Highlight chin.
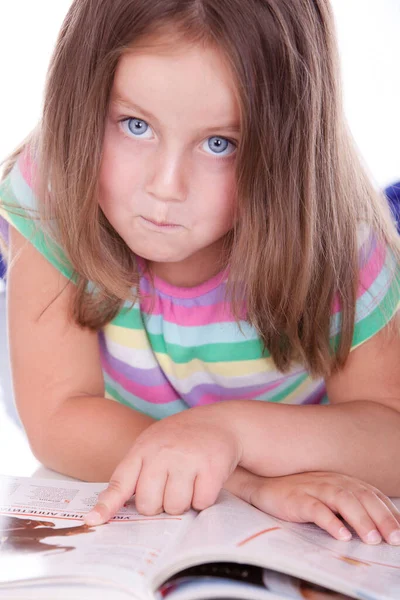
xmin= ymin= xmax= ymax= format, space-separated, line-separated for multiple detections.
xmin=133 ymin=248 xmax=190 ymax=264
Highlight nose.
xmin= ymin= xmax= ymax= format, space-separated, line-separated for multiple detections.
xmin=145 ymin=144 xmax=187 ymax=203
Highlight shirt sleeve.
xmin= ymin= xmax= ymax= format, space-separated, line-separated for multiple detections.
xmin=0 ymin=148 xmax=75 ymax=281
xmin=330 ymin=223 xmax=400 ymax=351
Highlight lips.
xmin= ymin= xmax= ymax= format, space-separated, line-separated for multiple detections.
xmin=140 ymin=216 xmax=181 ymax=228
xmin=145 ymin=218 xmax=177 ymax=226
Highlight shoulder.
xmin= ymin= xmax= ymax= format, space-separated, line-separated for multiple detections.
xmin=330 ymin=222 xmax=399 ymax=351
xmin=0 ymin=147 xmax=74 ymax=281
xmin=353 ymin=224 xmax=399 ymax=344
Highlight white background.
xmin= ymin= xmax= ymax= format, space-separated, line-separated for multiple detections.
xmin=0 ymin=0 xmax=399 ymax=187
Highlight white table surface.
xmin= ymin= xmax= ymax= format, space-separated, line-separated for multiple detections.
xmin=0 ymin=399 xmax=75 ymax=482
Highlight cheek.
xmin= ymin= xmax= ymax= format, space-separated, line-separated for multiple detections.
xmin=98 ymin=136 xmax=142 ymax=213
xmin=222 ymin=171 xmax=237 ymax=214
xmin=190 ymin=160 xmax=237 ymax=222
xmin=197 ymin=165 xmax=236 ymax=225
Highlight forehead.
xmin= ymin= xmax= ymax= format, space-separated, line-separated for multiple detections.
xmin=112 ymin=38 xmax=240 ymax=128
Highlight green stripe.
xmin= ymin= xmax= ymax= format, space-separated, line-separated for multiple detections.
xmin=331 ymin=276 xmax=400 ymax=351
xmin=263 ymin=372 xmax=309 ymax=403
xmin=0 ymin=186 xmax=75 ymax=282
xmin=148 ymin=332 xmax=270 ymax=362
xmin=111 ymin=305 xmax=142 ymax=328
xmin=352 ymin=286 xmax=399 ymax=348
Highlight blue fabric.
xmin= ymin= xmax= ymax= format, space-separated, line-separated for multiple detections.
xmin=385 ymin=182 xmax=400 ymax=233
xmin=0 ymin=210 xmax=7 ymax=280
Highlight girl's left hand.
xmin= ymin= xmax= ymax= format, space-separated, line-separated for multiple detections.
xmin=247 ymin=471 xmax=400 ymax=545
xmin=85 ymin=408 xmax=242 ymax=525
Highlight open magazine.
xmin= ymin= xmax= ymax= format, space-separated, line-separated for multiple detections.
xmin=0 ymin=475 xmax=399 ymax=600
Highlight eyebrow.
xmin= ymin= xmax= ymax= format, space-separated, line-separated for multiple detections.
xmin=112 ymin=95 xmax=241 ymax=135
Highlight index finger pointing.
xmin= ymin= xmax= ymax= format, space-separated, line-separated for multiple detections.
xmin=84 ymin=456 xmax=142 ymax=526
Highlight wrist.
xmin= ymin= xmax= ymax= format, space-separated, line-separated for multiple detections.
xmin=204 ymin=401 xmax=245 ymax=455
xmin=192 ymin=403 xmax=244 ymax=465
xmin=223 ymin=466 xmax=262 ymax=504
xmin=200 ymin=400 xmax=260 ymax=470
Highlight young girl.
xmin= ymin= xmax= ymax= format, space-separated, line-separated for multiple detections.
xmin=1 ymin=0 xmax=399 ymax=546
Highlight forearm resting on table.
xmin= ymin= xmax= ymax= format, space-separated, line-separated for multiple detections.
xmin=223 ymin=399 xmax=400 ymax=496
xmin=30 ymin=395 xmax=400 ymax=496
xmin=33 ymin=395 xmax=155 ymax=482
xmin=33 ymin=397 xmax=264 ymax=503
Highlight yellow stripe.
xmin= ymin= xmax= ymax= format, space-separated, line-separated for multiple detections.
xmin=105 ymin=323 xmax=276 ymax=377
xmin=282 ymin=375 xmax=315 ymax=405
xmin=105 ymin=323 xmax=150 ymax=350
xmin=155 ymin=352 xmax=274 ymax=378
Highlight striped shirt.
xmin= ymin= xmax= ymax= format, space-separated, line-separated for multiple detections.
xmin=0 ymin=149 xmax=399 ymax=419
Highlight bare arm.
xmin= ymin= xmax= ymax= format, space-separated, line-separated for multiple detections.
xmin=211 ymin=321 xmax=400 ymax=496
xmin=211 ymin=398 xmax=400 ymax=495
xmin=8 ymin=227 xmax=154 ymax=481
xmin=38 ymin=395 xmax=155 ymax=481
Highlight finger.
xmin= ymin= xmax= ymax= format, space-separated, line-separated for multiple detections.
xmin=192 ymin=472 xmax=222 ymax=512
xmin=163 ymin=471 xmax=195 ymax=515
xmin=84 ymin=456 xmax=142 ymax=526
xmin=373 ymin=489 xmax=400 ymax=523
xmin=328 ymin=489 xmax=383 ymax=545
xmin=296 ymin=496 xmax=353 ymax=541
xmin=134 ymin=461 xmax=168 ymax=516
xmin=354 ymin=489 xmax=400 ymax=546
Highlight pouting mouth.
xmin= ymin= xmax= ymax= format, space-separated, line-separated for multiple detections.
xmin=141 ymin=216 xmax=181 ymax=227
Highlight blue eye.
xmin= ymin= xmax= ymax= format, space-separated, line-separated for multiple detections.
xmin=204 ymin=136 xmax=236 ymax=157
xmin=121 ymin=117 xmax=153 ymax=139
xmin=119 ymin=117 xmax=236 ymax=157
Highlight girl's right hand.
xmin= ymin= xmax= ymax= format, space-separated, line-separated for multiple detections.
xmin=248 ymin=471 xmax=400 ymax=545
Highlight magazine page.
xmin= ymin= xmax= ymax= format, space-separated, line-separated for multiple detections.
xmin=0 ymin=475 xmax=196 ymax=599
xmin=151 ymin=490 xmax=400 ymax=600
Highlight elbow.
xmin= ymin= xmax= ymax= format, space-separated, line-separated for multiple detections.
xmin=23 ymin=424 xmax=50 ymax=467
xmin=17 ymin=410 xmax=56 ymax=469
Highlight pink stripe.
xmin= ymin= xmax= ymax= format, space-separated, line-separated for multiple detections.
xmin=141 ymin=295 xmax=246 ymax=325
xmin=18 ymin=148 xmax=35 ymax=188
xmin=137 ymin=256 xmax=229 ymax=299
xmin=102 ymin=359 xmax=180 ymax=404
xmin=332 ymin=242 xmax=386 ymax=315
xmin=18 ymin=147 xmax=45 ymax=199
xmin=194 ymin=379 xmax=283 ymax=406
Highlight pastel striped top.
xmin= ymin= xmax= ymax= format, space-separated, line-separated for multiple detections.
xmin=0 ymin=149 xmax=399 ymax=419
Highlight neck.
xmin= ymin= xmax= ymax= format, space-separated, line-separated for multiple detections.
xmin=148 ymin=241 xmax=229 ymax=288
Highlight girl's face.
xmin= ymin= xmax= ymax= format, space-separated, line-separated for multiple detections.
xmin=98 ymin=37 xmax=240 ymax=285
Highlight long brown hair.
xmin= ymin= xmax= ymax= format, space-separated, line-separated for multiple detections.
xmin=1 ymin=0 xmax=399 ymax=377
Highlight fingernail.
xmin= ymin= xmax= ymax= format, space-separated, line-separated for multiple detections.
xmin=389 ymin=530 xmax=400 ymax=545
xmin=365 ymin=530 xmax=381 ymax=544
xmin=339 ymin=527 xmax=352 ymax=541
xmin=85 ymin=510 xmax=103 ymax=526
